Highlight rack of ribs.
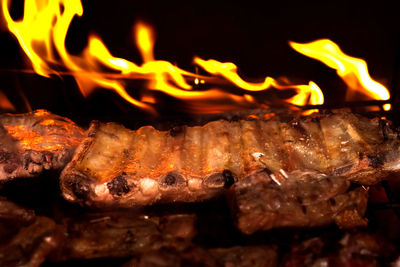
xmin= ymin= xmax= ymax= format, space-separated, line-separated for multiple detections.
xmin=60 ymin=110 xmax=399 ymax=207
xmin=231 ymin=170 xmax=368 ymax=234
xmin=0 ymin=110 xmax=84 ymax=183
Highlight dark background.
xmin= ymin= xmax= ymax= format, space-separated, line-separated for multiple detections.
xmin=0 ymin=0 xmax=399 ymax=125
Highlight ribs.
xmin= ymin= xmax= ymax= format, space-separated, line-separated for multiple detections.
xmin=0 ymin=198 xmax=62 ymax=267
xmin=281 ymin=231 xmax=398 ymax=267
xmin=60 ymin=110 xmax=399 ymax=207
xmin=231 ymin=170 xmax=368 ymax=234
xmin=124 ymin=245 xmax=278 ymax=267
xmin=0 ymin=110 xmax=84 ymax=183
xmin=49 ymin=212 xmax=197 ymax=261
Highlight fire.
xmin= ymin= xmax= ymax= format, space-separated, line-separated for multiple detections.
xmin=1 ymin=0 xmax=325 ymax=114
xmin=290 ymin=39 xmax=391 ymax=110
xmin=0 ymin=90 xmax=15 ymax=111
xmin=0 ymin=0 xmax=389 ymax=114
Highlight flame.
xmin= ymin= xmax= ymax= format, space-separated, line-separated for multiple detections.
xmin=0 ymin=90 xmax=15 ymax=111
xmin=290 ymin=39 xmax=390 ymax=110
xmin=0 ymin=0 xmax=328 ymax=114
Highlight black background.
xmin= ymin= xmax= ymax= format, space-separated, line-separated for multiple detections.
xmin=1 ymin=0 xmax=399 ymax=125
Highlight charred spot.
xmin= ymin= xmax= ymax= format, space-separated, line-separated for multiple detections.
xmin=0 ymin=151 xmax=11 ymax=163
xmin=367 ymin=155 xmax=384 ymax=168
xmin=165 ymin=174 xmax=176 ymax=185
xmin=379 ymin=118 xmax=388 ymax=141
xmin=68 ymin=178 xmax=90 ymax=200
xmin=262 ymin=168 xmax=273 ymax=175
xmin=329 ymin=198 xmax=336 ymax=206
xmin=124 ymin=230 xmax=135 ymax=243
xmin=292 ymin=121 xmax=308 ymax=137
xmin=107 ymin=176 xmax=130 ymax=196
xmin=296 ymin=196 xmax=303 ymax=204
xmin=3 ymin=163 xmax=17 ymax=174
xmin=301 ymin=205 xmax=307 ymax=215
xmin=332 ymin=164 xmax=353 ymax=176
xmin=23 ymin=154 xmax=32 ymax=170
xmin=169 ymin=126 xmax=184 ymax=137
xmin=205 ymin=170 xmax=236 ymax=189
xmin=222 ymin=170 xmax=236 ymax=188
xmin=123 ymin=149 xmax=130 ymax=158
xmin=161 ymin=172 xmax=184 ymax=187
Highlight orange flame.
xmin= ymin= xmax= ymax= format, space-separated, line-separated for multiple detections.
xmin=290 ymin=39 xmax=391 ymax=110
xmin=1 ymin=0 xmax=327 ymax=114
xmin=0 ymin=90 xmax=15 ymax=111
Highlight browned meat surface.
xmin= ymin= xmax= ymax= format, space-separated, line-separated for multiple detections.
xmin=124 ymin=245 xmax=278 ymax=267
xmin=0 ymin=110 xmax=84 ymax=183
xmin=61 ymin=110 xmax=396 ymax=207
xmin=0 ymin=198 xmax=62 ymax=267
xmin=50 ymin=212 xmax=197 ymax=261
xmin=232 ymin=171 xmax=368 ymax=234
xmin=209 ymin=245 xmax=278 ymax=267
xmin=281 ymin=232 xmax=398 ymax=267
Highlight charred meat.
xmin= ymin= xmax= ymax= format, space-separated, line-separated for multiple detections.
xmin=232 ymin=171 xmax=368 ymax=234
xmin=281 ymin=231 xmax=398 ymax=267
xmin=50 ymin=212 xmax=197 ymax=261
xmin=124 ymin=245 xmax=278 ymax=267
xmin=0 ymin=198 xmax=62 ymax=267
xmin=0 ymin=110 xmax=84 ymax=183
xmin=60 ymin=110 xmax=397 ymax=206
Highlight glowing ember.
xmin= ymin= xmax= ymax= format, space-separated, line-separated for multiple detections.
xmin=290 ymin=39 xmax=391 ymax=110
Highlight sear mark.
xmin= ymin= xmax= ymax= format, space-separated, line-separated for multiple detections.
xmin=379 ymin=118 xmax=388 ymax=141
xmin=107 ymin=175 xmax=130 ymax=196
xmin=222 ymin=169 xmax=236 ymax=188
xmin=367 ymin=155 xmax=384 ymax=168
xmin=169 ymin=126 xmax=184 ymax=137
xmin=161 ymin=172 xmax=184 ymax=187
xmin=3 ymin=163 xmax=17 ymax=174
xmin=332 ymin=164 xmax=354 ymax=176
xmin=205 ymin=170 xmax=236 ymax=189
xmin=68 ymin=177 xmax=90 ymax=200
xmin=0 ymin=151 xmax=11 ymax=163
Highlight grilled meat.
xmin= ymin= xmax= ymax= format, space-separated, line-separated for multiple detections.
xmin=60 ymin=110 xmax=397 ymax=207
xmin=0 ymin=110 xmax=84 ymax=183
xmin=232 ymin=171 xmax=368 ymax=234
xmin=124 ymin=245 xmax=278 ymax=267
xmin=281 ymin=231 xmax=398 ymax=267
xmin=0 ymin=198 xmax=62 ymax=267
xmin=50 ymin=212 xmax=197 ymax=261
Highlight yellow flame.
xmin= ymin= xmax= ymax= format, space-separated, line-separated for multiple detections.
xmin=1 ymin=0 xmax=326 ymax=114
xmin=194 ymin=57 xmax=324 ymax=107
xmin=290 ymin=39 xmax=390 ymax=110
xmin=135 ymin=22 xmax=155 ymax=62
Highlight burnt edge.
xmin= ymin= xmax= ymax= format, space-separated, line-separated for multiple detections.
xmin=107 ymin=175 xmax=131 ymax=196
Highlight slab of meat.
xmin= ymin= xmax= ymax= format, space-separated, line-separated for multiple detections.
xmin=281 ymin=231 xmax=398 ymax=267
xmin=124 ymin=245 xmax=278 ymax=267
xmin=232 ymin=170 xmax=368 ymax=234
xmin=0 ymin=110 xmax=84 ymax=183
xmin=50 ymin=212 xmax=197 ymax=261
xmin=60 ymin=110 xmax=397 ymax=207
xmin=0 ymin=198 xmax=62 ymax=267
